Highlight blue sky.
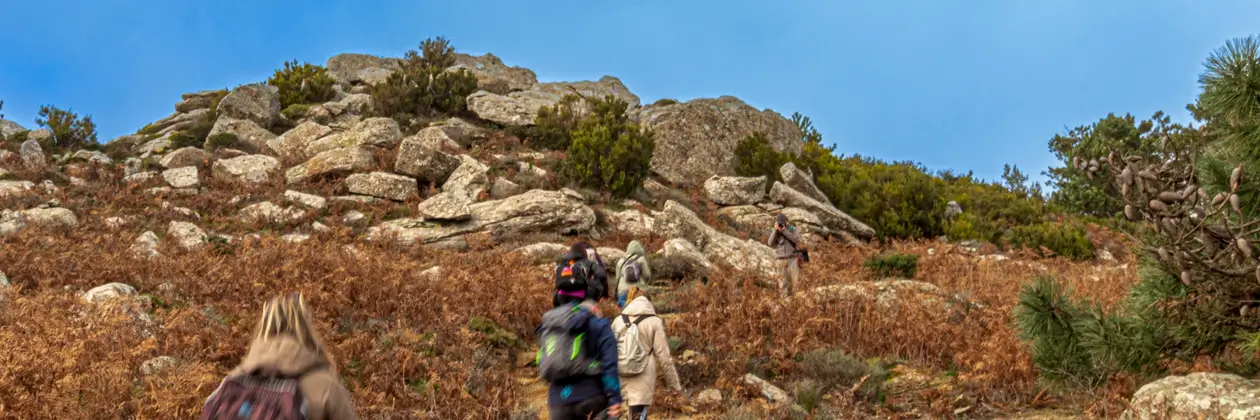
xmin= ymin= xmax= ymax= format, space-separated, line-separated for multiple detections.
xmin=1 ymin=1 xmax=1257 ymax=186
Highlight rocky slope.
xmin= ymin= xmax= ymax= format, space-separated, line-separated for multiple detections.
xmin=0 ymin=50 xmax=1231 ymax=419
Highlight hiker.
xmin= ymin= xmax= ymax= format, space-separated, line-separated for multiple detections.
xmin=537 ymin=297 xmax=623 ymax=420
xmin=767 ymin=213 xmax=805 ymax=297
xmin=201 ymin=293 xmax=357 ymax=420
xmin=615 ymin=240 xmax=653 ymax=308
xmin=613 ymin=287 xmax=683 ymax=419
xmin=579 ymin=242 xmax=612 ymax=302
xmin=554 ymin=242 xmax=609 ymax=307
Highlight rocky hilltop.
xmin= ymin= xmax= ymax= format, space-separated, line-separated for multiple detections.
xmin=0 ymin=47 xmax=1236 ymax=419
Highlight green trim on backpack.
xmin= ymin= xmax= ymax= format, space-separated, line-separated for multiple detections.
xmin=571 ymin=333 xmax=584 ymax=360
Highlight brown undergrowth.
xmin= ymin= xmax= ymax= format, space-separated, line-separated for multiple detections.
xmin=0 ymin=165 xmax=1142 ymax=419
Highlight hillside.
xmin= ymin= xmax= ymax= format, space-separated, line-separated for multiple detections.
xmin=0 ymin=38 xmax=1240 ymax=419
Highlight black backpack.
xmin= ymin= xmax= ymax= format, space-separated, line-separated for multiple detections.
xmin=555 ymin=258 xmax=594 ymax=296
xmin=536 ymin=303 xmax=603 ymax=382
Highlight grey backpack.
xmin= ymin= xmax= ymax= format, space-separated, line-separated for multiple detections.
xmin=536 ymin=304 xmax=603 ymax=382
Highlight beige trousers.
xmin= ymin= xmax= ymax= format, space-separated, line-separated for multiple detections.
xmin=776 ymin=257 xmax=800 ymax=296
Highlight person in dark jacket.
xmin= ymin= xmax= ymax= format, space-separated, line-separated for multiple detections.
xmin=542 ymin=299 xmax=623 ymax=420
xmin=554 ymin=242 xmax=610 ymax=307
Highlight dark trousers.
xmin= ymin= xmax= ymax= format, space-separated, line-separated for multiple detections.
xmin=550 ymin=395 xmax=608 ymax=420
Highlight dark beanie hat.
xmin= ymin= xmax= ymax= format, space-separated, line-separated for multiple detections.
xmin=776 ymin=213 xmax=789 ymax=224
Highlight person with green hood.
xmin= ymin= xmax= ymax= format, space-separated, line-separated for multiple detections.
xmin=615 ymin=240 xmax=653 ymax=308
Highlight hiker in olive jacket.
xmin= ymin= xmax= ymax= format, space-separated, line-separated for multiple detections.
xmin=613 ymin=288 xmax=682 ymax=419
xmin=767 ymin=213 xmax=803 ymax=297
xmin=212 ymin=293 xmax=357 ymax=420
xmin=615 ymin=240 xmax=653 ymax=308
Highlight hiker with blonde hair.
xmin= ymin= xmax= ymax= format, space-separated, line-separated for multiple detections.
xmin=202 ymin=292 xmax=357 ymax=420
xmin=612 ymin=287 xmax=683 ymax=419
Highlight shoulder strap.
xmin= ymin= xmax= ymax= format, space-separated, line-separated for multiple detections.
xmin=631 ymin=314 xmax=655 ymax=325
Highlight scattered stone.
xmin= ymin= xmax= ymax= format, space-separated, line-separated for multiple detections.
xmin=159 ymin=147 xmax=209 ymax=169
xmin=418 ymin=266 xmax=442 ymax=282
xmin=206 ymin=117 xmax=277 ymax=154
xmin=161 ymin=166 xmax=200 ymax=189
xmin=284 ymin=190 xmax=327 ymax=210
xmin=1121 ymin=372 xmax=1260 ymax=420
xmin=281 ymin=233 xmax=311 ymax=243
xmin=345 ymin=172 xmax=418 ymax=201
xmin=21 ymin=208 xmax=78 ymax=230
xmin=168 ymin=221 xmax=207 ymax=250
xmin=130 ymin=231 xmax=161 ymax=259
xmin=330 ymin=195 xmax=382 ymax=205
xmin=370 ymin=189 xmax=596 ymax=245
xmin=311 ymin=221 xmax=332 ymax=233
xmin=20 ymin=139 xmax=45 ymax=170
xmin=514 ymin=242 xmax=568 ymax=261
xmin=395 ymin=137 xmax=461 ymax=183
xmin=104 ymin=216 xmax=129 ymax=229
xmin=139 ymin=356 xmax=179 ymax=376
xmin=743 ymin=374 xmax=790 ymax=404
xmin=406 ymin=126 xmax=464 ymax=152
xmin=239 ymin=202 xmax=306 ymax=225
xmin=304 ymin=117 xmax=401 ymax=157
xmin=945 ymin=201 xmax=963 ymax=218
xmin=71 ymin=150 xmax=113 ymax=165
xmin=82 ymin=283 xmax=138 ymax=304
xmin=285 ymin=146 xmax=375 ymax=185
xmin=0 ymin=180 xmax=34 ymax=197
xmin=268 ymin=121 xmax=332 ymax=160
xmin=443 ymin=155 xmax=489 ymax=200
xmin=662 ymin=238 xmax=715 ymax=274
xmin=608 ymin=209 xmax=655 ymax=236
xmin=212 ymin=154 xmax=280 ymax=185
xmin=123 ymin=170 xmax=159 ymax=185
xmin=703 ymin=175 xmax=766 ymax=206
xmin=489 ymin=177 xmax=524 ymax=199
xmin=696 ymin=389 xmax=723 ymax=405
xmin=343 ymin=210 xmax=368 ymax=226
xmin=417 ymin=191 xmax=473 ymax=221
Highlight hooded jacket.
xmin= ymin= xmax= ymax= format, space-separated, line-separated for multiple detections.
xmin=616 ymin=241 xmax=653 ymax=295
xmin=612 ymin=296 xmax=682 ymax=406
xmin=224 ymin=336 xmax=357 ymax=420
xmin=542 ymin=302 xmax=623 ymax=408
xmin=554 ymin=248 xmax=610 ymax=305
xmin=767 ymin=214 xmax=802 ymax=260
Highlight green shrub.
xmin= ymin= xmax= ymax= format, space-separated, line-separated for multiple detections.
xmin=560 ymin=96 xmax=655 ymax=198
xmin=1004 ymin=221 xmax=1094 ymax=260
xmin=167 ymin=91 xmax=225 ymax=149
xmin=35 ymin=105 xmax=97 ymax=151
xmin=372 ymin=37 xmax=479 ymax=128
xmin=790 ymin=380 xmax=822 ymax=413
xmin=281 ymin=104 xmax=312 ymax=121
xmin=268 ymin=60 xmax=336 ymax=109
xmin=467 ymin=316 xmax=520 ymax=348
xmin=652 ymin=98 xmax=679 ymax=106
xmin=507 ymin=94 xmax=584 ymax=150
xmin=862 ymin=253 xmax=918 ymax=279
xmin=205 ymin=133 xmax=240 ymax=150
xmin=733 ymin=132 xmax=792 ymax=188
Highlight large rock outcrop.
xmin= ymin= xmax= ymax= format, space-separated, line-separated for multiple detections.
xmin=369 ymin=189 xmax=595 ymax=245
xmin=212 ymin=155 xmax=280 ymax=186
xmin=267 ymin=121 xmax=332 ymax=160
xmin=780 ymin=162 xmax=828 ymax=204
xmin=395 ymin=136 xmax=461 ymax=183
xmin=451 ymin=53 xmax=539 ymax=92
xmin=769 ymin=181 xmax=875 ymax=240
xmin=653 ymin=201 xmax=777 ymax=278
xmin=704 ymin=175 xmax=766 ymax=206
xmin=217 ymin=84 xmax=280 ymax=128
xmin=629 ymin=96 xmax=801 ymax=186
xmin=303 ymin=117 xmax=401 ymax=157
xmin=1121 ymin=372 xmax=1260 ymax=420
xmin=466 ymin=76 xmax=639 ymax=126
xmin=326 ymin=54 xmax=401 ymax=86
xmin=285 ymin=147 xmax=375 ymax=185
xmin=345 ymin=172 xmax=418 ymax=201
xmin=206 ymin=117 xmax=276 ymax=154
